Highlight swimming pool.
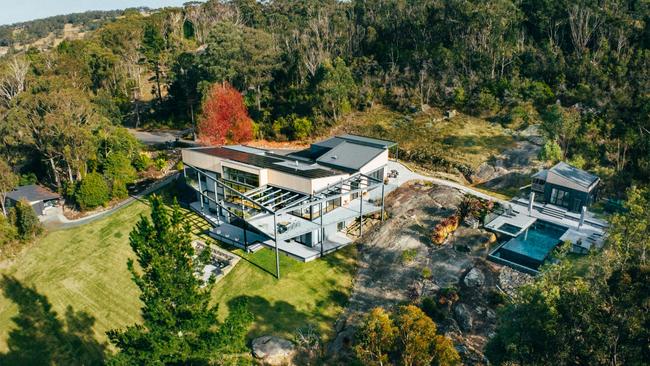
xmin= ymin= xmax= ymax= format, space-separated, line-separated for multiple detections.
xmin=491 ymin=221 xmax=568 ymax=271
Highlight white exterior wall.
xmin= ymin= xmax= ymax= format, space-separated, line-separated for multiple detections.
xmin=182 ymin=149 xmax=221 ymax=173
xmin=311 ymin=174 xmax=350 ymax=193
xmin=266 ymin=170 xmax=314 ymax=194
xmin=359 ymin=149 xmax=389 ymax=177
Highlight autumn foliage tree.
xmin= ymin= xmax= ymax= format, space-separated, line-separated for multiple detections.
xmin=198 ymin=82 xmax=254 ymax=145
xmin=355 ymin=305 xmax=460 ymax=366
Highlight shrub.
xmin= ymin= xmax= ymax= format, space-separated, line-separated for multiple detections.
xmin=432 ymin=216 xmax=459 ymax=245
xmin=18 ymin=172 xmax=38 ymax=186
xmin=475 ymin=89 xmax=499 ymax=115
xmin=154 ymin=158 xmax=167 ymax=171
xmin=422 ymin=267 xmax=432 ymax=280
xmin=421 ymin=296 xmax=447 ymax=322
xmin=104 ymin=152 xmax=137 ymax=185
xmin=76 ymin=172 xmax=110 ymax=210
xmin=111 ymin=179 xmax=129 ymax=200
xmin=175 ymin=161 xmax=184 ymax=171
xmin=8 ymin=199 xmax=42 ymax=240
xmin=0 ymin=215 xmax=18 ymax=246
xmin=400 ymin=249 xmax=418 ymax=264
xmin=487 ymin=289 xmax=507 ymax=307
xmin=133 ymin=153 xmax=153 ymax=172
xmin=538 ymin=139 xmax=562 ymax=163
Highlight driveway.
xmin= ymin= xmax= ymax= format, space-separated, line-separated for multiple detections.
xmin=128 ymin=128 xmax=198 ymax=147
xmin=384 ymin=160 xmax=505 ymax=203
xmin=41 ymin=173 xmax=180 ymax=230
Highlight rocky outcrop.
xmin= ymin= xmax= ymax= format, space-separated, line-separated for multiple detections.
xmin=252 ymin=335 xmax=296 ymax=365
xmin=463 ymin=267 xmax=485 ymax=288
xmin=453 ymin=303 xmax=473 ymax=332
xmin=498 ymin=266 xmax=533 ymax=297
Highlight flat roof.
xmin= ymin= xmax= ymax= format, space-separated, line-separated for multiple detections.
xmin=316 ymin=141 xmax=385 ymax=172
xmin=6 ymin=184 xmax=60 ymax=202
xmin=337 ymin=134 xmax=397 ymax=149
xmin=191 ymin=147 xmax=345 ymax=179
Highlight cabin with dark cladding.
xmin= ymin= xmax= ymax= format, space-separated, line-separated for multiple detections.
xmin=531 ymin=162 xmax=600 ymax=213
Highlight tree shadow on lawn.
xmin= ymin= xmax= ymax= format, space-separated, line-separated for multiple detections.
xmin=228 ymin=292 xmax=350 ymax=343
xmin=0 ymin=276 xmax=106 ymax=366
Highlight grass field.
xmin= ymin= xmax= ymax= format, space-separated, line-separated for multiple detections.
xmin=0 ymin=190 xmax=357 ymax=360
xmin=336 ymin=106 xmax=516 ymax=170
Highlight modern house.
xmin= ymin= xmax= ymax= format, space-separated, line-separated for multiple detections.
xmin=531 ymin=162 xmax=600 ymax=213
xmin=181 ymin=134 xmax=397 ymax=267
xmin=5 ymin=184 xmax=61 ymax=216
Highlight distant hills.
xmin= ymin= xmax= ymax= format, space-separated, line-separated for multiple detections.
xmin=0 ymin=8 xmax=151 ymax=48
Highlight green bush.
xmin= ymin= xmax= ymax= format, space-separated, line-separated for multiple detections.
xmin=104 ymin=152 xmax=137 ymax=184
xmin=76 ymin=172 xmax=110 ymax=210
xmin=422 ymin=267 xmax=432 ymax=279
xmin=133 ymin=153 xmax=153 ymax=172
xmin=475 ymin=89 xmax=499 ymax=115
xmin=175 ymin=161 xmax=184 ymax=171
xmin=111 ymin=179 xmax=129 ymax=200
xmin=400 ymin=248 xmax=418 ymax=264
xmin=420 ymin=296 xmax=447 ymax=322
xmin=8 ymin=199 xmax=42 ymax=240
xmin=18 ymin=173 xmax=38 ymax=186
xmin=154 ymin=158 xmax=167 ymax=171
xmin=0 ymin=215 xmax=18 ymax=246
xmin=538 ymin=140 xmax=563 ymax=163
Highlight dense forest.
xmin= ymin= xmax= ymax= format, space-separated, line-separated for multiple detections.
xmin=1 ymin=0 xmax=648 ymax=197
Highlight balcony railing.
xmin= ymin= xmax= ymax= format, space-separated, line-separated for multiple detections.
xmin=532 ymin=183 xmax=545 ymax=192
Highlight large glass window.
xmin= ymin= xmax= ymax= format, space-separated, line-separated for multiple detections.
xmin=550 ymin=188 xmax=569 ymax=207
xmin=223 ymin=166 xmax=259 ymax=189
xmin=369 ymin=167 xmax=384 ymax=182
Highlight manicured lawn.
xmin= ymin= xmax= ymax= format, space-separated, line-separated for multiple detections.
xmin=213 ymin=246 xmax=357 ymax=342
xmin=0 ymin=190 xmax=358 ymax=359
xmin=0 ymin=199 xmax=148 ymax=357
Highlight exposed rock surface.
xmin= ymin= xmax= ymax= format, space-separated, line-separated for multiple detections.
xmin=498 ymin=266 xmax=534 ymax=297
xmin=463 ymin=267 xmax=486 ymax=287
xmin=252 ymin=336 xmax=296 ymax=365
xmin=454 ymin=303 xmax=474 ymax=331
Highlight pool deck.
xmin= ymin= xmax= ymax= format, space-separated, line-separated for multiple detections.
xmin=507 ymin=198 xmax=607 ymax=250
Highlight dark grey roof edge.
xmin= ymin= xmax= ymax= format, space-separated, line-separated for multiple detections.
xmin=6 ymin=184 xmax=60 ymax=202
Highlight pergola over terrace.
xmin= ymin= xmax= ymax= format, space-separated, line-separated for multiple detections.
xmin=185 ymin=163 xmax=386 ymax=278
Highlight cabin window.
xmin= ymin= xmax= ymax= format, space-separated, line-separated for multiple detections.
xmin=550 ymin=188 xmax=569 ymax=208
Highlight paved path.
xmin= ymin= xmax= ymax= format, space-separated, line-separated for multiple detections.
xmin=385 ymin=160 xmax=506 ymax=203
xmin=128 ymin=128 xmax=198 ymax=147
xmin=42 ymin=173 xmax=180 ymax=230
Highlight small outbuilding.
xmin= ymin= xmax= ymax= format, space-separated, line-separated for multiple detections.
xmin=531 ymin=162 xmax=599 ymax=213
xmin=5 ymin=184 xmax=61 ymax=216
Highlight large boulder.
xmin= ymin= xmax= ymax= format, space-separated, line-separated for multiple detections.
xmin=252 ymin=335 xmax=296 ymax=365
xmin=454 ymin=303 xmax=473 ymax=332
xmin=463 ymin=267 xmax=485 ymax=288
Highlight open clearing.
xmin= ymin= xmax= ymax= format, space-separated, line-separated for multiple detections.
xmin=0 ymin=189 xmax=357 ymax=357
xmin=335 ymin=106 xmax=516 ymax=171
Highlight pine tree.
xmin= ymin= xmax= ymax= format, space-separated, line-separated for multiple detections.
xmin=107 ymin=196 xmax=251 ymax=364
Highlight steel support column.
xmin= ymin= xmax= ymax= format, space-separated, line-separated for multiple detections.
xmin=274 ymin=213 xmax=280 ymax=279
xmin=359 ymin=195 xmax=363 ymax=237
xmin=319 ymin=201 xmax=324 ymax=257
xmin=380 ymin=183 xmax=385 ymax=222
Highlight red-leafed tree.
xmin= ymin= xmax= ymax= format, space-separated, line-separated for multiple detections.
xmin=198 ymin=82 xmax=254 ymax=145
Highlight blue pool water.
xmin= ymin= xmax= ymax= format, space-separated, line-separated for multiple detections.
xmin=494 ymin=221 xmax=567 ymax=270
